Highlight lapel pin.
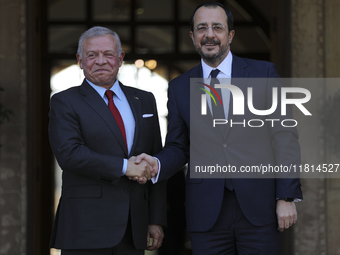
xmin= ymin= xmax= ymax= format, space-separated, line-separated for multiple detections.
xmin=134 ymin=96 xmax=139 ymax=99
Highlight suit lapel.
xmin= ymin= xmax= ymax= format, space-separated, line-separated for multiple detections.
xmin=220 ymin=55 xmax=250 ymax=138
xmin=80 ymin=80 xmax=128 ymax=155
xmin=189 ymin=64 xmax=220 ymax=137
xmin=190 ymin=64 xmax=233 ymax=140
xmin=193 ymin=55 xmax=251 ymax=140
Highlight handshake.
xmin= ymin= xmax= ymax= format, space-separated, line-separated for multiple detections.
xmin=126 ymin=153 xmax=158 ymax=184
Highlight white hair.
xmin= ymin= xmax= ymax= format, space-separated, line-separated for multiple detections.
xmin=77 ymin=26 xmax=122 ymax=57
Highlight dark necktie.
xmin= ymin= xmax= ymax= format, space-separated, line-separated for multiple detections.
xmin=210 ymin=69 xmax=233 ymax=191
xmin=210 ymin=69 xmax=225 ymax=130
xmin=105 ymin=90 xmax=127 ymax=149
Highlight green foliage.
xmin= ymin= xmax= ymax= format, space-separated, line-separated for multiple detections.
xmin=322 ymin=89 xmax=340 ymax=156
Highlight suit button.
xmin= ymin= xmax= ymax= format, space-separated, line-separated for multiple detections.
xmin=223 ymin=144 xmax=227 ymax=148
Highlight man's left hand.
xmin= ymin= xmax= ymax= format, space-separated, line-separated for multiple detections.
xmin=147 ymin=224 xmax=164 ymax=251
xmin=276 ymin=200 xmax=297 ymax=232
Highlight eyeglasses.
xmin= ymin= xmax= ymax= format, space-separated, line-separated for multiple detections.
xmin=194 ymin=25 xmax=227 ymax=34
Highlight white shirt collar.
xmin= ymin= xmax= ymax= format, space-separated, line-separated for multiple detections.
xmin=201 ymin=51 xmax=233 ymax=78
xmin=86 ymin=79 xmax=123 ymax=101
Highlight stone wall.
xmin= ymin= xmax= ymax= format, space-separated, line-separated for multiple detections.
xmin=292 ymin=0 xmax=340 ymax=254
xmin=325 ymin=0 xmax=340 ymax=254
xmin=0 ymin=0 xmax=27 ymax=254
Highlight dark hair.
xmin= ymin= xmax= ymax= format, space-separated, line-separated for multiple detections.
xmin=190 ymin=2 xmax=234 ymax=33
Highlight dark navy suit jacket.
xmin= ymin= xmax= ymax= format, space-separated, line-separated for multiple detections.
xmin=49 ymin=80 xmax=167 ymax=250
xmin=156 ymin=55 xmax=302 ymax=232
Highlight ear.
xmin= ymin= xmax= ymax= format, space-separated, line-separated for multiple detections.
xmin=189 ymin=31 xmax=195 ymax=44
xmin=228 ymin=30 xmax=235 ymax=44
xmin=118 ymin=51 xmax=125 ymax=67
xmin=76 ymin=54 xmax=83 ymax=69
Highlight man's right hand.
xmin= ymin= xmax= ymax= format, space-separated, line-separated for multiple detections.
xmin=135 ymin=153 xmax=159 ymax=175
xmin=126 ymin=156 xmax=153 ymax=183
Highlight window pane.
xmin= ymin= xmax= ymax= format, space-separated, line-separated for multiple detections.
xmin=231 ymin=27 xmax=270 ymax=54
xmin=48 ymin=0 xmax=86 ymax=21
xmin=136 ymin=27 xmax=174 ymax=54
xmin=93 ymin=0 xmax=130 ymax=21
xmin=106 ymin=26 xmax=131 ymax=53
xmin=180 ymin=0 xmax=200 ymax=21
xmin=49 ymin=26 xmax=86 ymax=54
xmin=51 ymin=60 xmax=83 ymax=95
xmin=173 ymin=61 xmax=199 ymax=76
xmin=136 ymin=0 xmax=173 ymax=21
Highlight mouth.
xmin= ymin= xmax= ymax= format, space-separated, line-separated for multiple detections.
xmin=204 ymin=43 xmax=218 ymax=47
xmin=95 ymin=69 xmax=108 ymax=73
xmin=201 ymin=40 xmax=220 ymax=49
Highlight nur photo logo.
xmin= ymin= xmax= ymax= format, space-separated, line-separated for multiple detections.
xmin=197 ymin=80 xmax=312 ymax=128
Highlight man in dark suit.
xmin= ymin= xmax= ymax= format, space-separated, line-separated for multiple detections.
xmin=49 ymin=26 xmax=167 ymax=255
xmin=136 ymin=2 xmax=302 ymax=254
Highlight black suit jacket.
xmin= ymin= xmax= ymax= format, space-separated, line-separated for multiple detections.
xmin=49 ymin=79 xmax=167 ymax=250
xmin=156 ymin=55 xmax=302 ymax=232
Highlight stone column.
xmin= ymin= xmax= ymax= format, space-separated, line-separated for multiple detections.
xmin=324 ymin=0 xmax=340 ymax=254
xmin=291 ymin=0 xmax=340 ymax=254
xmin=0 ymin=0 xmax=27 ymax=254
xmin=291 ymin=0 xmax=326 ymax=254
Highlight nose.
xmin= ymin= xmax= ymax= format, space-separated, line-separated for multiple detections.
xmin=96 ymin=53 xmax=107 ymax=65
xmin=205 ymin=27 xmax=215 ymax=38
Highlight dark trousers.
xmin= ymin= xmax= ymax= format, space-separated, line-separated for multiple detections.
xmin=61 ymin=218 xmax=144 ymax=255
xmin=190 ymin=189 xmax=282 ymax=255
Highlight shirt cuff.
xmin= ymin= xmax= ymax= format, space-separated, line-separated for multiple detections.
xmin=151 ymin=157 xmax=161 ymax=184
xmin=276 ymin=198 xmax=302 ymax=202
xmin=122 ymin=158 xmax=127 ymax=176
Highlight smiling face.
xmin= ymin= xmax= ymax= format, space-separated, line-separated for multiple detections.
xmin=190 ymin=6 xmax=235 ymax=67
xmin=77 ymin=34 xmax=125 ymax=89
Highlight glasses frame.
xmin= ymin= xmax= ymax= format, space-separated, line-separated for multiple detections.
xmin=194 ymin=25 xmax=227 ymax=34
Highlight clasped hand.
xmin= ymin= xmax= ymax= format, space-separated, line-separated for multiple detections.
xmin=126 ymin=154 xmax=159 ymax=184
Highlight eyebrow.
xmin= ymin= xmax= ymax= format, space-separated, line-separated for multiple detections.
xmin=103 ymin=50 xmax=115 ymax=53
xmin=86 ymin=50 xmax=115 ymax=55
xmin=196 ymin=22 xmax=224 ymax=26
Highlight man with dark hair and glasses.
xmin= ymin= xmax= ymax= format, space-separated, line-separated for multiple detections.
xmin=136 ymin=2 xmax=302 ymax=254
